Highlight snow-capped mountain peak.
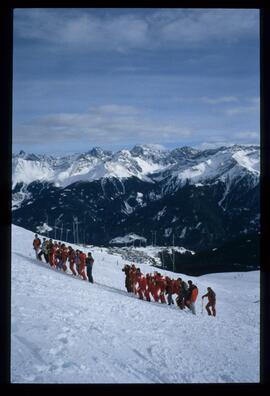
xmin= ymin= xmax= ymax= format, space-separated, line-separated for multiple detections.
xmin=12 ymin=144 xmax=260 ymax=190
xmin=86 ymin=146 xmax=112 ymax=159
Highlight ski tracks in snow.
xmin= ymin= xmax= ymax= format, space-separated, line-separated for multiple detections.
xmin=11 ymin=237 xmax=260 ymax=383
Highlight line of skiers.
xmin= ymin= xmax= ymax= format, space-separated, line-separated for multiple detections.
xmin=33 ymin=234 xmax=216 ymax=316
xmin=33 ymin=234 xmax=94 ymax=283
xmin=122 ymin=264 xmax=216 ymax=316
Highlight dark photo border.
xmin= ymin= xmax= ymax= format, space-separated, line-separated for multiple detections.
xmin=0 ymin=0 xmax=269 ymax=391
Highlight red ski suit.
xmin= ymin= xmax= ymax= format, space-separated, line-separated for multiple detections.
xmin=49 ymin=245 xmax=57 ymax=267
xmin=136 ymin=274 xmax=151 ymax=301
xmin=69 ymin=250 xmax=77 ymax=275
xmin=78 ymin=252 xmax=87 ymax=280
xmin=61 ymin=248 xmax=68 ymax=272
xmin=202 ymin=290 xmax=216 ymax=316
xmin=33 ymin=238 xmax=41 ymax=259
xmin=148 ymin=276 xmax=159 ymax=302
xmin=129 ymin=269 xmax=137 ymax=294
xmin=156 ymin=276 xmax=166 ymax=303
xmin=165 ymin=278 xmax=173 ymax=294
xmin=136 ymin=274 xmax=147 ymax=300
xmin=172 ymin=280 xmax=180 ymax=295
xmin=33 ymin=237 xmax=41 ymax=250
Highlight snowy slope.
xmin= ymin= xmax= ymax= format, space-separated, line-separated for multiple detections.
xmin=162 ymin=146 xmax=260 ymax=193
xmin=11 ymin=225 xmax=260 ymax=383
xmin=12 ymin=145 xmax=170 ymax=188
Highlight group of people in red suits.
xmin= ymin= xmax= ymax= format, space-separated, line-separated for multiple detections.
xmin=122 ymin=263 xmax=200 ymax=314
xmin=33 ymin=234 xmax=94 ymax=283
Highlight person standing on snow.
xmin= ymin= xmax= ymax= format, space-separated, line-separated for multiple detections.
xmin=129 ymin=264 xmax=138 ymax=294
xmin=149 ymin=273 xmax=159 ymax=302
xmin=86 ymin=252 xmax=94 ymax=283
xmin=33 ymin=234 xmax=41 ymax=259
xmin=165 ymin=276 xmax=174 ymax=305
xmin=78 ymin=250 xmax=87 ymax=280
xmin=202 ymin=287 xmax=216 ymax=317
xmin=176 ymin=278 xmax=188 ymax=309
xmin=48 ymin=240 xmax=57 ymax=268
xmin=157 ymin=274 xmax=166 ymax=304
xmin=75 ymin=250 xmax=80 ymax=274
xmin=122 ymin=264 xmax=132 ymax=292
xmin=185 ymin=280 xmax=198 ymax=315
xmin=135 ymin=268 xmax=145 ymax=300
xmin=144 ymin=274 xmax=151 ymax=302
xmin=38 ymin=237 xmax=48 ymax=262
xmin=60 ymin=244 xmax=68 ymax=272
xmin=68 ymin=247 xmax=77 ymax=276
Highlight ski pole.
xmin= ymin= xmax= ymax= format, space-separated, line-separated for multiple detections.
xmin=201 ymin=298 xmax=204 ymax=315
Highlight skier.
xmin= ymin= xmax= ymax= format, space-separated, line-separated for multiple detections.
xmin=135 ymin=268 xmax=146 ymax=300
xmin=129 ymin=264 xmax=137 ymax=294
xmin=33 ymin=234 xmax=41 ymax=259
xmin=68 ymin=247 xmax=77 ymax=276
xmin=165 ymin=276 xmax=174 ymax=305
xmin=48 ymin=240 xmax=56 ymax=268
xmin=149 ymin=273 xmax=159 ymax=302
xmin=60 ymin=244 xmax=68 ymax=272
xmin=75 ymin=250 xmax=81 ymax=274
xmin=122 ymin=264 xmax=132 ymax=292
xmin=86 ymin=252 xmax=94 ymax=283
xmin=38 ymin=237 xmax=49 ymax=262
xmin=54 ymin=243 xmax=62 ymax=270
xmin=156 ymin=274 xmax=166 ymax=304
xmin=172 ymin=278 xmax=180 ymax=297
xmin=78 ymin=250 xmax=87 ymax=280
xmin=202 ymin=287 xmax=216 ymax=316
xmin=144 ymin=274 xmax=151 ymax=302
xmin=176 ymin=278 xmax=188 ymax=309
xmin=185 ymin=280 xmax=198 ymax=315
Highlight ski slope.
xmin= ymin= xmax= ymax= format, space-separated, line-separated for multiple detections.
xmin=11 ymin=225 xmax=260 ymax=383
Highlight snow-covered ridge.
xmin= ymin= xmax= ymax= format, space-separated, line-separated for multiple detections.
xmin=109 ymin=233 xmax=147 ymax=245
xmin=12 ymin=144 xmax=260 ymax=189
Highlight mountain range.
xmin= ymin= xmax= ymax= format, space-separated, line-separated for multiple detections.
xmin=12 ymin=144 xmax=260 ymax=271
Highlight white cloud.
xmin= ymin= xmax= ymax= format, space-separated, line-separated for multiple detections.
xmin=200 ymin=96 xmax=239 ymax=105
xmin=194 ymin=127 xmax=259 ymax=149
xmin=14 ymin=8 xmax=259 ymax=51
xmin=233 ymin=131 xmax=259 ymax=140
xmin=224 ymin=104 xmax=259 ymax=116
xmin=159 ymin=9 xmax=258 ymax=46
xmin=247 ymin=97 xmax=260 ymax=105
xmin=14 ymin=104 xmax=192 ymax=146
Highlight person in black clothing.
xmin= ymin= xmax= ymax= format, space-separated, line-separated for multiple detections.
xmin=176 ymin=278 xmax=188 ymax=309
xmin=38 ymin=238 xmax=49 ymax=263
xmin=86 ymin=252 xmax=94 ymax=283
xmin=122 ymin=264 xmax=132 ymax=292
xmin=33 ymin=234 xmax=41 ymax=259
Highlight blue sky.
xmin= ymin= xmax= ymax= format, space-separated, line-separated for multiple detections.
xmin=13 ymin=8 xmax=260 ymax=154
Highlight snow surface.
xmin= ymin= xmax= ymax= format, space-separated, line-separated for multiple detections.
xmin=12 ymin=145 xmax=260 ymax=190
xmin=11 ymin=225 xmax=260 ymax=383
xmin=109 ymin=234 xmax=147 ymax=245
xmin=36 ymin=223 xmax=53 ymax=234
xmin=173 ymin=148 xmax=259 ymax=186
xmin=232 ymin=150 xmax=260 ymax=174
